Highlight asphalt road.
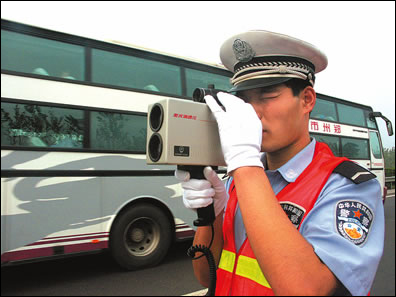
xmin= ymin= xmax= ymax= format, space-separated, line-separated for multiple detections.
xmin=371 ymin=195 xmax=395 ymax=296
xmin=1 ymin=196 xmax=395 ymax=296
xmin=1 ymin=239 xmax=204 ymax=296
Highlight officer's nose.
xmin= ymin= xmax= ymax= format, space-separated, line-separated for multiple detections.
xmin=250 ymin=104 xmax=263 ymax=120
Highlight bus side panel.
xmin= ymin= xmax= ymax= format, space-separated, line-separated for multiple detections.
xmin=1 ymin=178 xmax=8 ymax=256
xmin=372 ymin=170 xmax=385 ymax=197
xmin=1 ymin=175 xmax=104 ymax=263
xmin=1 ymin=149 xmax=197 ymax=264
xmin=101 ymin=175 xmax=196 ymax=240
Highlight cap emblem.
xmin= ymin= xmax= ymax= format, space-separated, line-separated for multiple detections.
xmin=233 ymin=39 xmax=255 ymax=62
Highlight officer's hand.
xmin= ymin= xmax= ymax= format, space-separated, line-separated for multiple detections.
xmin=205 ymin=92 xmax=263 ymax=174
xmin=175 ymin=166 xmax=228 ymax=216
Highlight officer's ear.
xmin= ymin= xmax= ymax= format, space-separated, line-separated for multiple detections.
xmin=301 ymin=86 xmax=316 ymax=114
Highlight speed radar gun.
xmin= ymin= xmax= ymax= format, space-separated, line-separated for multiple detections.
xmin=146 ymin=86 xmax=226 ymax=227
xmin=147 ymin=86 xmax=225 ymax=296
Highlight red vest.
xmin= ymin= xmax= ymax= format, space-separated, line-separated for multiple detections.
xmin=215 ymin=142 xmax=348 ymax=296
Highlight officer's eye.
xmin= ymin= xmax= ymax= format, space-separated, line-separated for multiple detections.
xmin=260 ymin=93 xmax=281 ymax=100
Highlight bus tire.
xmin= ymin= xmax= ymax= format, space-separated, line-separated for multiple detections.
xmin=110 ymin=203 xmax=173 ymax=270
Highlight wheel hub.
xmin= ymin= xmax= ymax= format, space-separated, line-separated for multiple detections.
xmin=131 ymin=228 xmax=145 ymax=242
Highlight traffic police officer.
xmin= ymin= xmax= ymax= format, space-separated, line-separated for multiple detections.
xmin=176 ymin=30 xmax=384 ymax=296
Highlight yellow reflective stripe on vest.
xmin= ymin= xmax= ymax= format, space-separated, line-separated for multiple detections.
xmin=218 ymin=249 xmax=236 ymax=273
xmin=235 ymin=255 xmax=271 ymax=288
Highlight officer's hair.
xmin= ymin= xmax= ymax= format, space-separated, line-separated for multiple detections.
xmin=283 ymin=79 xmax=312 ymax=97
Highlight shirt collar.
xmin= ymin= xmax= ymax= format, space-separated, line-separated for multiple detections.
xmin=262 ymin=138 xmax=316 ymax=183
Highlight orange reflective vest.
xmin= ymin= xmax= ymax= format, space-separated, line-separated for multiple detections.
xmin=215 ymin=142 xmax=348 ymax=296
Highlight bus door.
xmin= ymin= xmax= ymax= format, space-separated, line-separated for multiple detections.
xmin=369 ymin=130 xmax=385 ymax=197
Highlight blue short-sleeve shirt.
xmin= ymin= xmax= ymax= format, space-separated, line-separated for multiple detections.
xmin=227 ymin=138 xmax=384 ymax=296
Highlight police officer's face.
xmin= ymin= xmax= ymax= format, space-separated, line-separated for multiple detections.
xmin=238 ymin=85 xmax=312 ymax=153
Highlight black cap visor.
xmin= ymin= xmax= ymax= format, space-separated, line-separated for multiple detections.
xmin=229 ymin=77 xmax=293 ymax=93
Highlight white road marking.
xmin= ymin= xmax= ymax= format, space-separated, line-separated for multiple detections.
xmin=182 ymin=288 xmax=208 ymax=296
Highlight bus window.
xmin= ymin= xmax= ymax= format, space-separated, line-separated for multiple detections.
xmin=313 ymin=134 xmax=340 ymax=156
xmin=337 ymin=103 xmax=366 ymax=127
xmin=91 ymin=49 xmax=182 ymax=96
xmin=341 ymin=137 xmax=369 ymax=159
xmin=185 ymin=68 xmax=232 ymax=98
xmin=369 ymin=131 xmax=382 ymax=159
xmin=1 ymin=30 xmax=84 ymax=80
xmin=1 ymin=102 xmax=84 ymax=148
xmin=311 ymin=98 xmax=338 ymax=122
xmin=90 ymin=111 xmax=147 ymax=152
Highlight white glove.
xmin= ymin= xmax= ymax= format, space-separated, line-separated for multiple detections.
xmin=175 ymin=166 xmax=228 ymax=217
xmin=205 ymin=92 xmax=263 ymax=174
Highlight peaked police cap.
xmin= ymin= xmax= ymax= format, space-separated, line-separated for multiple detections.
xmin=220 ymin=30 xmax=328 ymax=92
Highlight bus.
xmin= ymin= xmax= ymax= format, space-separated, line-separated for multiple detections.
xmin=1 ymin=19 xmax=232 ymax=269
xmin=309 ymin=93 xmax=393 ymax=200
xmin=1 ymin=19 xmax=392 ymax=269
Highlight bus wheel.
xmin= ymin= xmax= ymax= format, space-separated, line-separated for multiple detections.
xmin=110 ymin=203 xmax=173 ymax=270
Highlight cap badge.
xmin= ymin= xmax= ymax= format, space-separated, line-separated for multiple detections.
xmin=233 ymin=39 xmax=255 ymax=62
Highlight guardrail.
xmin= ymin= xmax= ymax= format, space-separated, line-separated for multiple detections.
xmin=385 ymin=176 xmax=395 ymax=190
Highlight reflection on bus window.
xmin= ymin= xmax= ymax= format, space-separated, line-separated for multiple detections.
xmin=90 ymin=111 xmax=147 ymax=152
xmin=341 ymin=138 xmax=369 ymax=159
xmin=1 ymin=102 xmax=84 ymax=148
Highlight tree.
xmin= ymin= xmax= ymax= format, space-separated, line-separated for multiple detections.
xmin=384 ymin=147 xmax=395 ymax=176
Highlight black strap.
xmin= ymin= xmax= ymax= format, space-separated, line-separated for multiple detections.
xmin=333 ymin=161 xmax=376 ymax=184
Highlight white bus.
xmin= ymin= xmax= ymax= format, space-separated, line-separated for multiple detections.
xmin=1 ymin=19 xmax=232 ymax=269
xmin=2 ymin=19 xmax=392 ymax=269
xmin=309 ymin=93 xmax=393 ymax=199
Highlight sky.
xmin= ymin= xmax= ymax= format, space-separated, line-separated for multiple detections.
xmin=1 ymin=1 xmax=395 ymax=148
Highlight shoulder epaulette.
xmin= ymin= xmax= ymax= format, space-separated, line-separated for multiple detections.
xmin=333 ymin=161 xmax=377 ymax=184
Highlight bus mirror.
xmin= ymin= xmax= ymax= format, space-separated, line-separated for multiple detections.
xmin=369 ymin=112 xmax=382 ymax=118
xmin=386 ymin=121 xmax=394 ymax=136
xmin=370 ymin=112 xmax=394 ymax=136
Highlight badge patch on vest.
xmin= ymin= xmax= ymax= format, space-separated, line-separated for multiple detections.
xmin=335 ymin=200 xmax=374 ymax=246
xmin=280 ymin=202 xmax=306 ymax=228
